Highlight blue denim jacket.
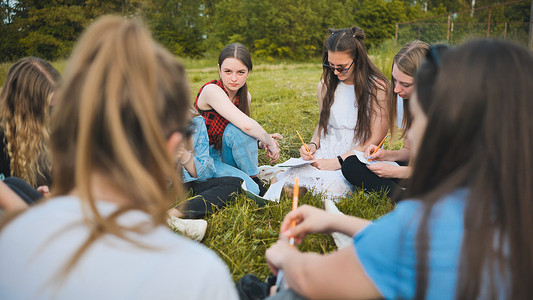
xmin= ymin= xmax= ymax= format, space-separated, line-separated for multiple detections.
xmin=182 ymin=116 xmax=216 ymax=183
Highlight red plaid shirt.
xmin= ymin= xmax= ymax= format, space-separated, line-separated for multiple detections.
xmin=194 ymin=80 xmax=240 ymax=146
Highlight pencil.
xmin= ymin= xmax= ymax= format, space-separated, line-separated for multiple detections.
xmin=289 ymin=177 xmax=299 ymax=246
xmin=296 ymin=131 xmax=314 ymax=159
xmin=370 ymin=136 xmax=387 ymax=158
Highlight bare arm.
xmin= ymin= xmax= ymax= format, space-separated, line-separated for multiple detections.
xmin=197 ymin=85 xmax=279 ymax=150
xmin=0 ymin=181 xmax=28 ymax=212
xmin=280 ymin=205 xmax=370 ymax=244
xmin=347 ymin=83 xmax=389 ymax=155
xmin=266 ymin=242 xmax=381 ymax=299
xmin=313 ymin=81 xmax=389 ymax=170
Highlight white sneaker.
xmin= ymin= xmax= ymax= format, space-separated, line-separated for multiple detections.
xmin=257 ymin=165 xmax=284 ymax=185
xmin=324 ymin=199 xmax=342 ymax=215
xmin=324 ymin=199 xmax=352 ymax=249
xmin=167 ymin=216 xmax=207 ymax=242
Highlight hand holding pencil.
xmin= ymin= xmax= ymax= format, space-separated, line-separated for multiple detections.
xmin=296 ymin=131 xmax=315 ymax=160
xmin=366 ymin=136 xmax=387 ymax=162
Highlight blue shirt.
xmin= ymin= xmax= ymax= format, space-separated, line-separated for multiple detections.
xmin=354 ymin=189 xmax=467 ymax=299
xmin=182 ymin=116 xmax=216 ymax=183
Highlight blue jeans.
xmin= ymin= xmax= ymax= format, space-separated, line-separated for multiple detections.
xmin=209 ymin=123 xmax=260 ymax=194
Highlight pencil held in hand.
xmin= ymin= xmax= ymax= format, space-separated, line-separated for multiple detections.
xmin=369 ymin=136 xmax=387 ymax=160
xmin=296 ymin=131 xmax=314 ymax=159
xmin=289 ymin=177 xmax=299 ymax=246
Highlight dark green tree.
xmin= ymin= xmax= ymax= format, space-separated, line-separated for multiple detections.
xmin=144 ymin=0 xmax=207 ymax=57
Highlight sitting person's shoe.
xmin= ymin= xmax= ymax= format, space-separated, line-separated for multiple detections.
xmin=167 ymin=216 xmax=207 ymax=242
xmin=252 ymin=176 xmax=268 ymax=197
xmin=324 ymin=199 xmax=352 ymax=249
xmin=257 ymin=165 xmax=284 ymax=185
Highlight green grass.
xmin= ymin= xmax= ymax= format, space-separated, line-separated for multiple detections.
xmin=184 ymin=55 xmax=401 ymax=282
xmin=202 ymin=188 xmax=395 ymax=282
xmin=2 ymin=50 xmax=402 ymax=282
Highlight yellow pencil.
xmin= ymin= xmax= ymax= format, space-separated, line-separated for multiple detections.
xmin=289 ymin=177 xmax=299 ymax=246
xmin=296 ymin=131 xmax=314 ymax=159
xmin=370 ymin=136 xmax=387 ymax=158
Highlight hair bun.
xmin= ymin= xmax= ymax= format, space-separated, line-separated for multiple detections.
xmin=350 ymin=26 xmax=365 ymax=41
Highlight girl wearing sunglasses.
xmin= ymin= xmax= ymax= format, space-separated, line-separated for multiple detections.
xmin=274 ymin=26 xmax=389 ymax=199
xmin=341 ymin=40 xmax=430 ymax=200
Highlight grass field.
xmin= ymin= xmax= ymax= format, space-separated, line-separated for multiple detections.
xmin=1 ymin=39 xmax=403 ymax=282
xmin=183 ymin=41 xmax=401 ymax=282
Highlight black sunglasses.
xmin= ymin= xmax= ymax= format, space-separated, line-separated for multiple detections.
xmin=323 ymin=60 xmax=355 ymax=74
xmin=166 ymin=120 xmax=195 ymax=139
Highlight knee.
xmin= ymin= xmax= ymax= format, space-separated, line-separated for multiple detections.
xmin=223 ymin=123 xmax=255 ymax=145
xmin=341 ymin=156 xmax=365 ymax=184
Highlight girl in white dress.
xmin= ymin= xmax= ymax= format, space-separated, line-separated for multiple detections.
xmin=276 ymin=26 xmax=389 ymax=199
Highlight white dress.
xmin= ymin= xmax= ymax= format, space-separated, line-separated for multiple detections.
xmin=277 ymin=81 xmax=359 ymax=199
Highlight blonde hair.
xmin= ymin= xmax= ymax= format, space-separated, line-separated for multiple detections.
xmin=0 ymin=57 xmax=59 ymax=187
xmin=49 ymin=16 xmax=190 ymax=273
xmin=388 ymin=40 xmax=429 ymax=138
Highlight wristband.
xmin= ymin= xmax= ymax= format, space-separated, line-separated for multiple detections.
xmin=337 ymin=155 xmax=344 ymax=166
xmin=179 ymin=151 xmax=193 ymax=165
xmin=309 ymin=141 xmax=318 ymax=150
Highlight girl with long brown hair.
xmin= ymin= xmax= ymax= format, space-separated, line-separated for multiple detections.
xmin=194 ymin=43 xmax=282 ymax=196
xmin=341 ymin=40 xmax=429 ymax=199
xmin=0 ymin=16 xmax=237 ymax=299
xmin=274 ymin=26 xmax=389 ymax=199
xmin=265 ymin=39 xmax=532 ymax=299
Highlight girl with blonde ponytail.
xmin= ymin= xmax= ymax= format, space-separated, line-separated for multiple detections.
xmin=0 ymin=16 xmax=237 ymax=299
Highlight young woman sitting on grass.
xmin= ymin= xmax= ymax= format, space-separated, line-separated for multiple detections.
xmin=274 ymin=26 xmax=389 ymax=200
xmin=341 ymin=40 xmax=430 ymax=200
xmin=1 ymin=57 xmax=60 ymax=203
xmin=265 ymin=40 xmax=533 ymax=299
xmin=167 ymin=113 xmax=244 ymax=240
xmin=0 ymin=16 xmax=237 ymax=299
xmin=194 ymin=43 xmax=282 ymax=196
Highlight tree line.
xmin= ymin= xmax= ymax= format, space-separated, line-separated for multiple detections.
xmin=1 ymin=0 xmax=525 ymax=62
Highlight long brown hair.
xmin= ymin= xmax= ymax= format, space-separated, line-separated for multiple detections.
xmin=388 ymin=40 xmax=429 ymax=138
xmin=408 ymin=40 xmax=533 ymax=299
xmin=47 ymin=16 xmax=190 ymax=274
xmin=0 ymin=57 xmax=59 ymax=187
xmin=319 ymin=26 xmax=389 ymax=143
xmin=218 ymin=43 xmax=251 ymax=116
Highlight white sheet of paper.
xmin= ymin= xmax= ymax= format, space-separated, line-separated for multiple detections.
xmin=275 ymin=157 xmax=313 ymax=168
xmin=263 ymin=176 xmax=287 ymax=202
xmin=353 ymin=150 xmax=400 ymax=167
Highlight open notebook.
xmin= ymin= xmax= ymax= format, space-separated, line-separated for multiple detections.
xmin=353 ymin=150 xmax=400 ymax=166
xmin=241 ymin=176 xmax=287 ymax=206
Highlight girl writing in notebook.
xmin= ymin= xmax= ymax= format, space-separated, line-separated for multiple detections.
xmin=274 ymin=26 xmax=388 ymax=199
xmin=341 ymin=40 xmax=429 ymax=200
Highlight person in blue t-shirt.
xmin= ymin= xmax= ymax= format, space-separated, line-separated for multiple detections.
xmin=265 ymin=40 xmax=533 ymax=300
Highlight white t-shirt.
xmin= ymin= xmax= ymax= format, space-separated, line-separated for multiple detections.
xmin=0 ymin=196 xmax=238 ymax=300
xmin=397 ymin=94 xmax=405 ymax=129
